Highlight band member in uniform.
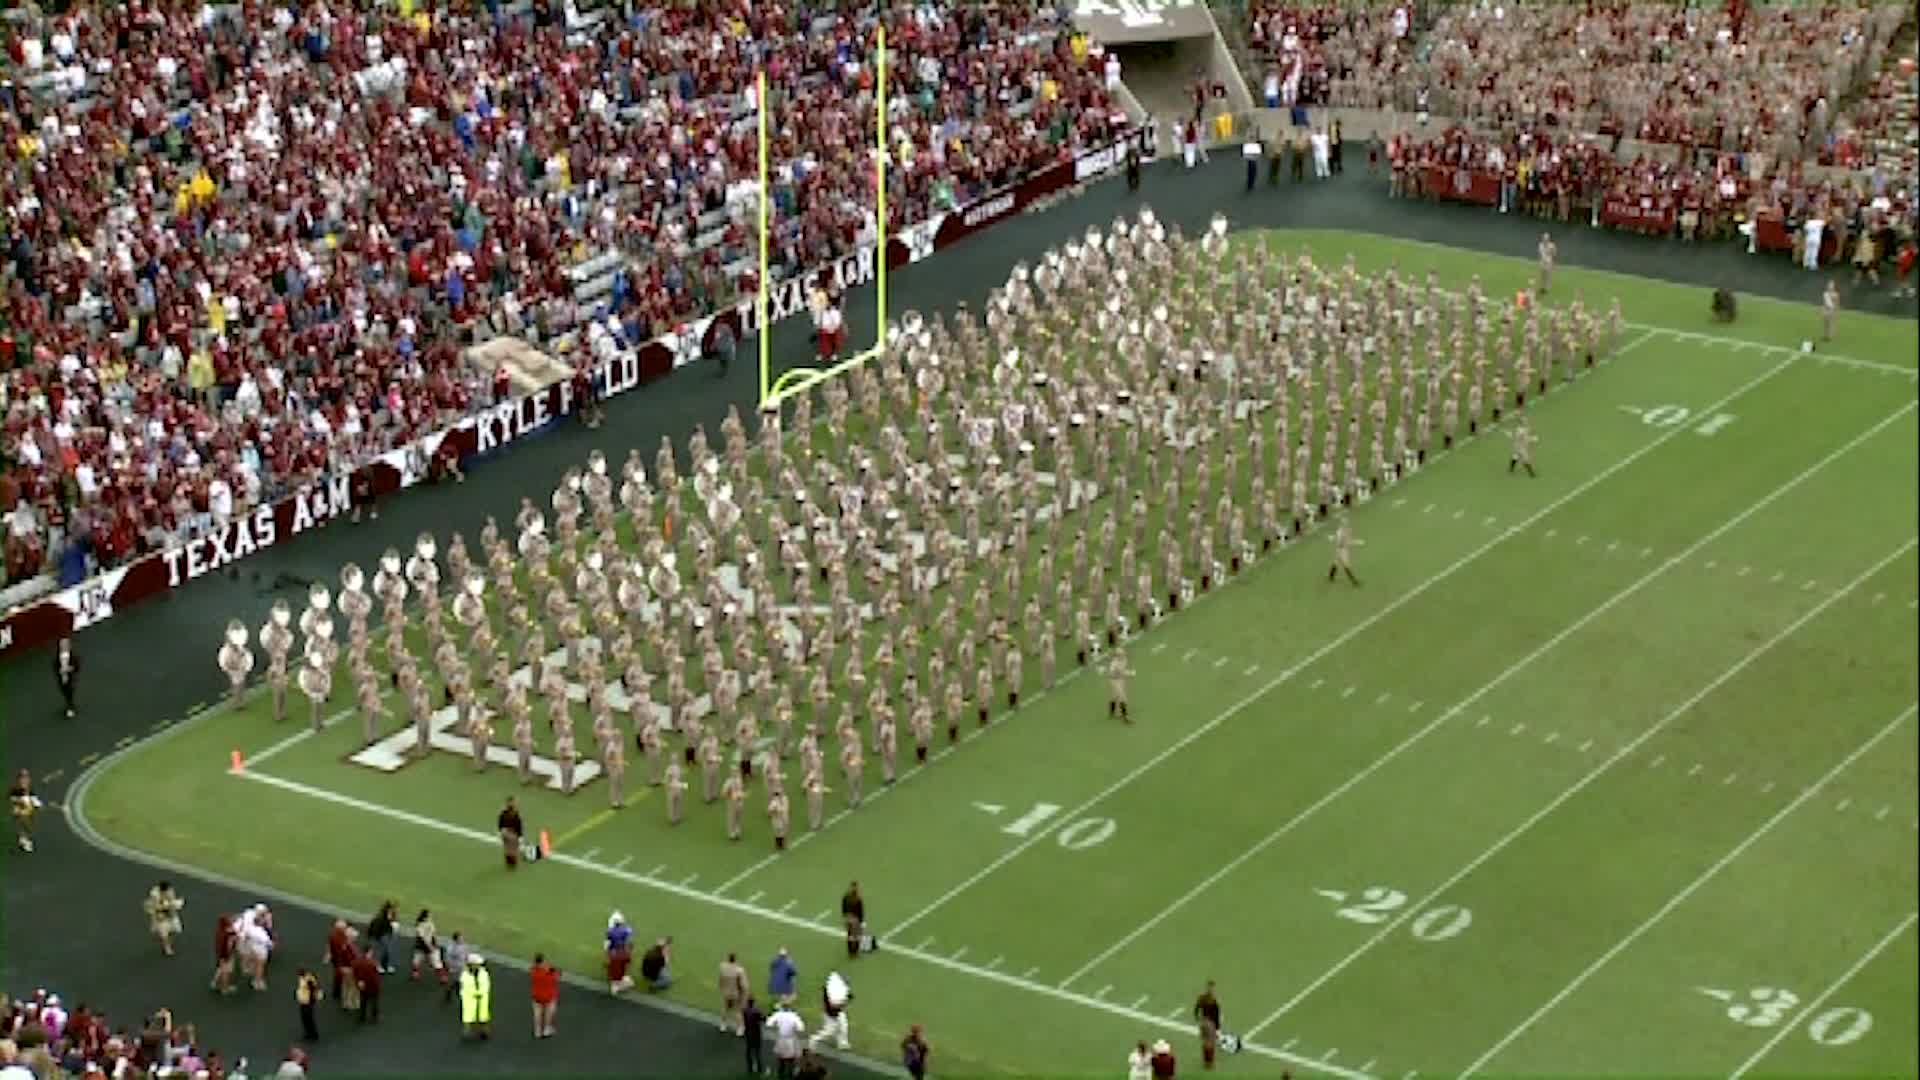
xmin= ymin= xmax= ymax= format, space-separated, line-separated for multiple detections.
xmin=53 ymin=637 xmax=80 ymax=718
xmin=514 ymin=709 xmax=536 ymax=785
xmin=840 ymin=736 xmax=864 ymax=808
xmin=1509 ymin=414 xmax=1538 ymax=477
xmin=497 ymin=797 xmax=525 ymax=871
xmin=1106 ymin=650 xmax=1133 ymax=724
xmin=723 ymin=773 xmax=746 ymax=841
xmin=555 ymin=724 xmax=579 ymax=794
xmin=769 ymin=788 xmax=792 ymax=851
xmin=1537 ymin=232 xmax=1556 ymax=295
xmin=700 ymin=730 xmax=724 ymax=802
xmin=876 ymin=715 xmax=898 ymax=785
xmin=8 ymin=769 xmax=38 ymax=853
xmin=1328 ymin=513 xmax=1362 ymax=586
xmin=665 ymin=761 xmax=687 ymax=824
xmin=1822 ymin=279 xmax=1840 ymax=341
xmin=603 ymin=735 xmax=628 ymax=809
xmin=145 ymin=880 xmax=186 ymax=956
xmin=805 ymin=768 xmax=829 ymax=830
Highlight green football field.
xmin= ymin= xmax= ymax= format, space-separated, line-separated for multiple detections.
xmin=72 ymin=230 xmax=1919 ymax=1078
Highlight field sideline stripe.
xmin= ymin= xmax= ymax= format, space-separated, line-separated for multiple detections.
xmin=1461 ymin=702 xmax=1918 ymax=1076
xmin=182 ymin=766 xmax=1370 ymax=1079
xmin=1247 ymin=532 xmax=1918 ymax=1039
xmin=1726 ymin=910 xmax=1920 ymax=1079
xmin=887 ymin=347 xmax=1795 ymax=942
xmin=1062 ymin=397 xmax=1918 ymax=991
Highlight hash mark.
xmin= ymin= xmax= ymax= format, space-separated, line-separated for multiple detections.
xmin=614 ymin=856 xmax=634 ymax=870
xmin=1483 ymin=516 xmax=1497 ymax=527
xmin=814 ymin=909 xmax=834 ymax=923
xmin=1872 ymin=593 xmax=1885 ymax=604
xmin=1737 ymin=566 xmax=1752 ymax=577
xmin=1706 ymin=560 xmax=1719 ymax=570
xmin=1650 ymin=754 xmax=1667 ymax=768
xmin=1453 ymin=508 xmax=1466 ymax=520
xmin=582 ymin=848 xmax=602 ymax=860
xmin=915 ymin=937 xmax=936 ymax=951
xmin=1577 ymin=739 xmax=1593 ymax=752
xmin=1243 ymin=664 xmax=1261 ymax=676
xmin=648 ymin=864 xmax=668 ymax=877
xmin=1408 ymin=700 xmax=1425 ymax=712
xmin=1392 ymin=499 xmax=1409 ymax=509
xmin=1576 ymin=535 xmax=1590 ymax=546
xmin=1760 ymin=780 xmax=1775 ymax=794
xmin=1213 ymin=656 xmax=1230 ymax=669
xmin=745 ymin=890 xmax=765 ymax=904
xmin=679 ymin=873 xmax=700 ymax=887
xmin=951 ymin=946 xmax=969 ymax=962
xmin=1342 ymin=686 xmax=1358 ymax=699
xmin=1151 ymin=642 xmax=1168 ymax=653
xmin=1094 ymin=984 xmax=1113 ymax=999
xmin=1509 ymin=722 xmax=1527 ymax=736
xmin=1543 ymin=731 xmax=1560 ymax=744
xmin=1311 ymin=678 xmax=1326 ymax=690
xmin=1283 ymin=1038 xmax=1299 ymax=1051
xmin=1375 ymin=692 xmax=1392 ymax=705
xmin=1687 ymin=763 xmax=1703 ymax=777
xmin=1023 ymin=967 xmax=1042 ymax=980
xmin=1131 ymin=995 xmax=1151 ymax=1009
xmin=1768 ymin=570 xmax=1785 ymax=584
xmin=780 ymin=900 xmax=797 ymax=913
xmin=1605 ymin=540 xmax=1619 ymax=553
xmin=1423 ymin=504 xmax=1437 ymax=514
xmin=1801 ymin=579 xmax=1816 ymax=591
xmin=1721 ymin=773 xmax=1738 ymax=786
xmin=1875 ymin=806 xmax=1890 ymax=821
xmin=1546 ymin=529 xmax=1559 ymax=539
xmin=1476 ymin=715 xmax=1492 ymax=727
xmin=1836 ymin=798 xmax=1853 ymax=812
xmin=1640 ymin=546 xmax=1654 ymax=558
xmin=1182 ymin=649 xmax=1199 ymax=663
xmin=987 ymin=955 xmax=1004 ymax=970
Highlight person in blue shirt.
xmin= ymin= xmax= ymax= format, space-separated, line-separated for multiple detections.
xmin=605 ymin=912 xmax=635 ymax=993
xmin=767 ymin=946 xmax=797 ymax=1006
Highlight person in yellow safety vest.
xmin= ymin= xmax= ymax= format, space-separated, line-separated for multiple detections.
xmin=460 ymin=953 xmax=493 ymax=1039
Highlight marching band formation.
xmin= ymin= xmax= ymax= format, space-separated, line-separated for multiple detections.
xmin=215 ymin=207 xmax=1624 ymax=849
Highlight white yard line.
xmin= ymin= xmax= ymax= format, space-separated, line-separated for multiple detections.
xmin=1460 ymin=703 xmax=1918 ymax=1076
xmin=1726 ymin=910 xmax=1920 ymax=1079
xmin=1058 ymin=399 xmax=1911 ymax=992
xmin=245 ymin=703 xmax=356 ymax=769
xmin=1630 ymin=322 xmax=1917 ymax=378
xmin=199 ymin=766 xmax=1379 ymax=1079
xmin=1246 ymin=534 xmax=1917 ymax=1039
xmin=887 ymin=353 xmax=1800 ymax=943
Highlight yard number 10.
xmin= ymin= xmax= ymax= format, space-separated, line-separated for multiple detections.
xmin=998 ymin=802 xmax=1119 ymax=850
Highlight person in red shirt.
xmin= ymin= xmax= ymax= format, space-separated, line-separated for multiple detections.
xmin=211 ymin=914 xmax=238 ymax=995
xmin=1150 ymin=1038 xmax=1177 ymax=1078
xmin=351 ymin=949 xmax=383 ymax=1024
xmin=529 ymin=953 xmax=560 ymax=1038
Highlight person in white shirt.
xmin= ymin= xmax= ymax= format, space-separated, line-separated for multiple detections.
xmin=1127 ymin=1040 xmax=1152 ymax=1080
xmin=1802 ymin=215 xmax=1825 ymax=270
xmin=766 ymin=1002 xmax=806 ymax=1073
xmin=208 ymin=477 xmax=234 ymax=528
xmin=1310 ymin=127 xmax=1331 ymax=178
xmin=1103 ymin=52 xmax=1121 ymax=92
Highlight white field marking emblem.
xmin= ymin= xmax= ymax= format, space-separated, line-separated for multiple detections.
xmin=354 ymin=474 xmax=1103 ymax=786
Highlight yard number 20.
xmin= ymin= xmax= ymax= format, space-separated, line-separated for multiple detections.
xmin=1321 ymin=885 xmax=1473 ymax=941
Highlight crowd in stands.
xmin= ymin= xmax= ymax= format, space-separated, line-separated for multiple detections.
xmin=0 ymin=989 xmax=306 ymax=1079
xmin=1247 ymin=2 xmax=1417 ymax=109
xmin=1388 ymin=125 xmax=1919 ymax=287
xmin=1408 ymin=1 xmax=1910 ymax=162
xmin=0 ymin=0 xmax=1121 ymax=590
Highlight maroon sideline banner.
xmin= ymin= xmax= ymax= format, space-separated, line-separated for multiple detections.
xmin=0 ymin=128 xmax=1149 ymax=658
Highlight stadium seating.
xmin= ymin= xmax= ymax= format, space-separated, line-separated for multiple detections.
xmin=0 ymin=1 xmax=1117 ymax=589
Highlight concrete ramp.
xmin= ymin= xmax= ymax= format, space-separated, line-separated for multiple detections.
xmin=1078 ymin=0 xmax=1254 ymax=155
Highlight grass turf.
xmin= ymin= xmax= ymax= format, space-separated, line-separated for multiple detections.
xmin=74 ymin=229 xmax=1919 ymax=1078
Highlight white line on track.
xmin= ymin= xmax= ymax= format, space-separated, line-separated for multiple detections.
xmin=1252 ymin=536 xmax=1916 ymax=1040
xmin=898 ymin=363 xmax=1819 ymax=951
xmin=1460 ymin=704 xmax=1917 ymax=1074
xmin=1727 ymin=911 xmax=1919 ymax=1079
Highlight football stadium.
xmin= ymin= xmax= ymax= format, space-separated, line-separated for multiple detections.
xmin=2 ymin=2 xmax=1916 ymax=1078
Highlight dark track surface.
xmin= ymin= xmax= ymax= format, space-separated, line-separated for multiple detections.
xmin=3 ymin=151 xmax=1909 ymax=1078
